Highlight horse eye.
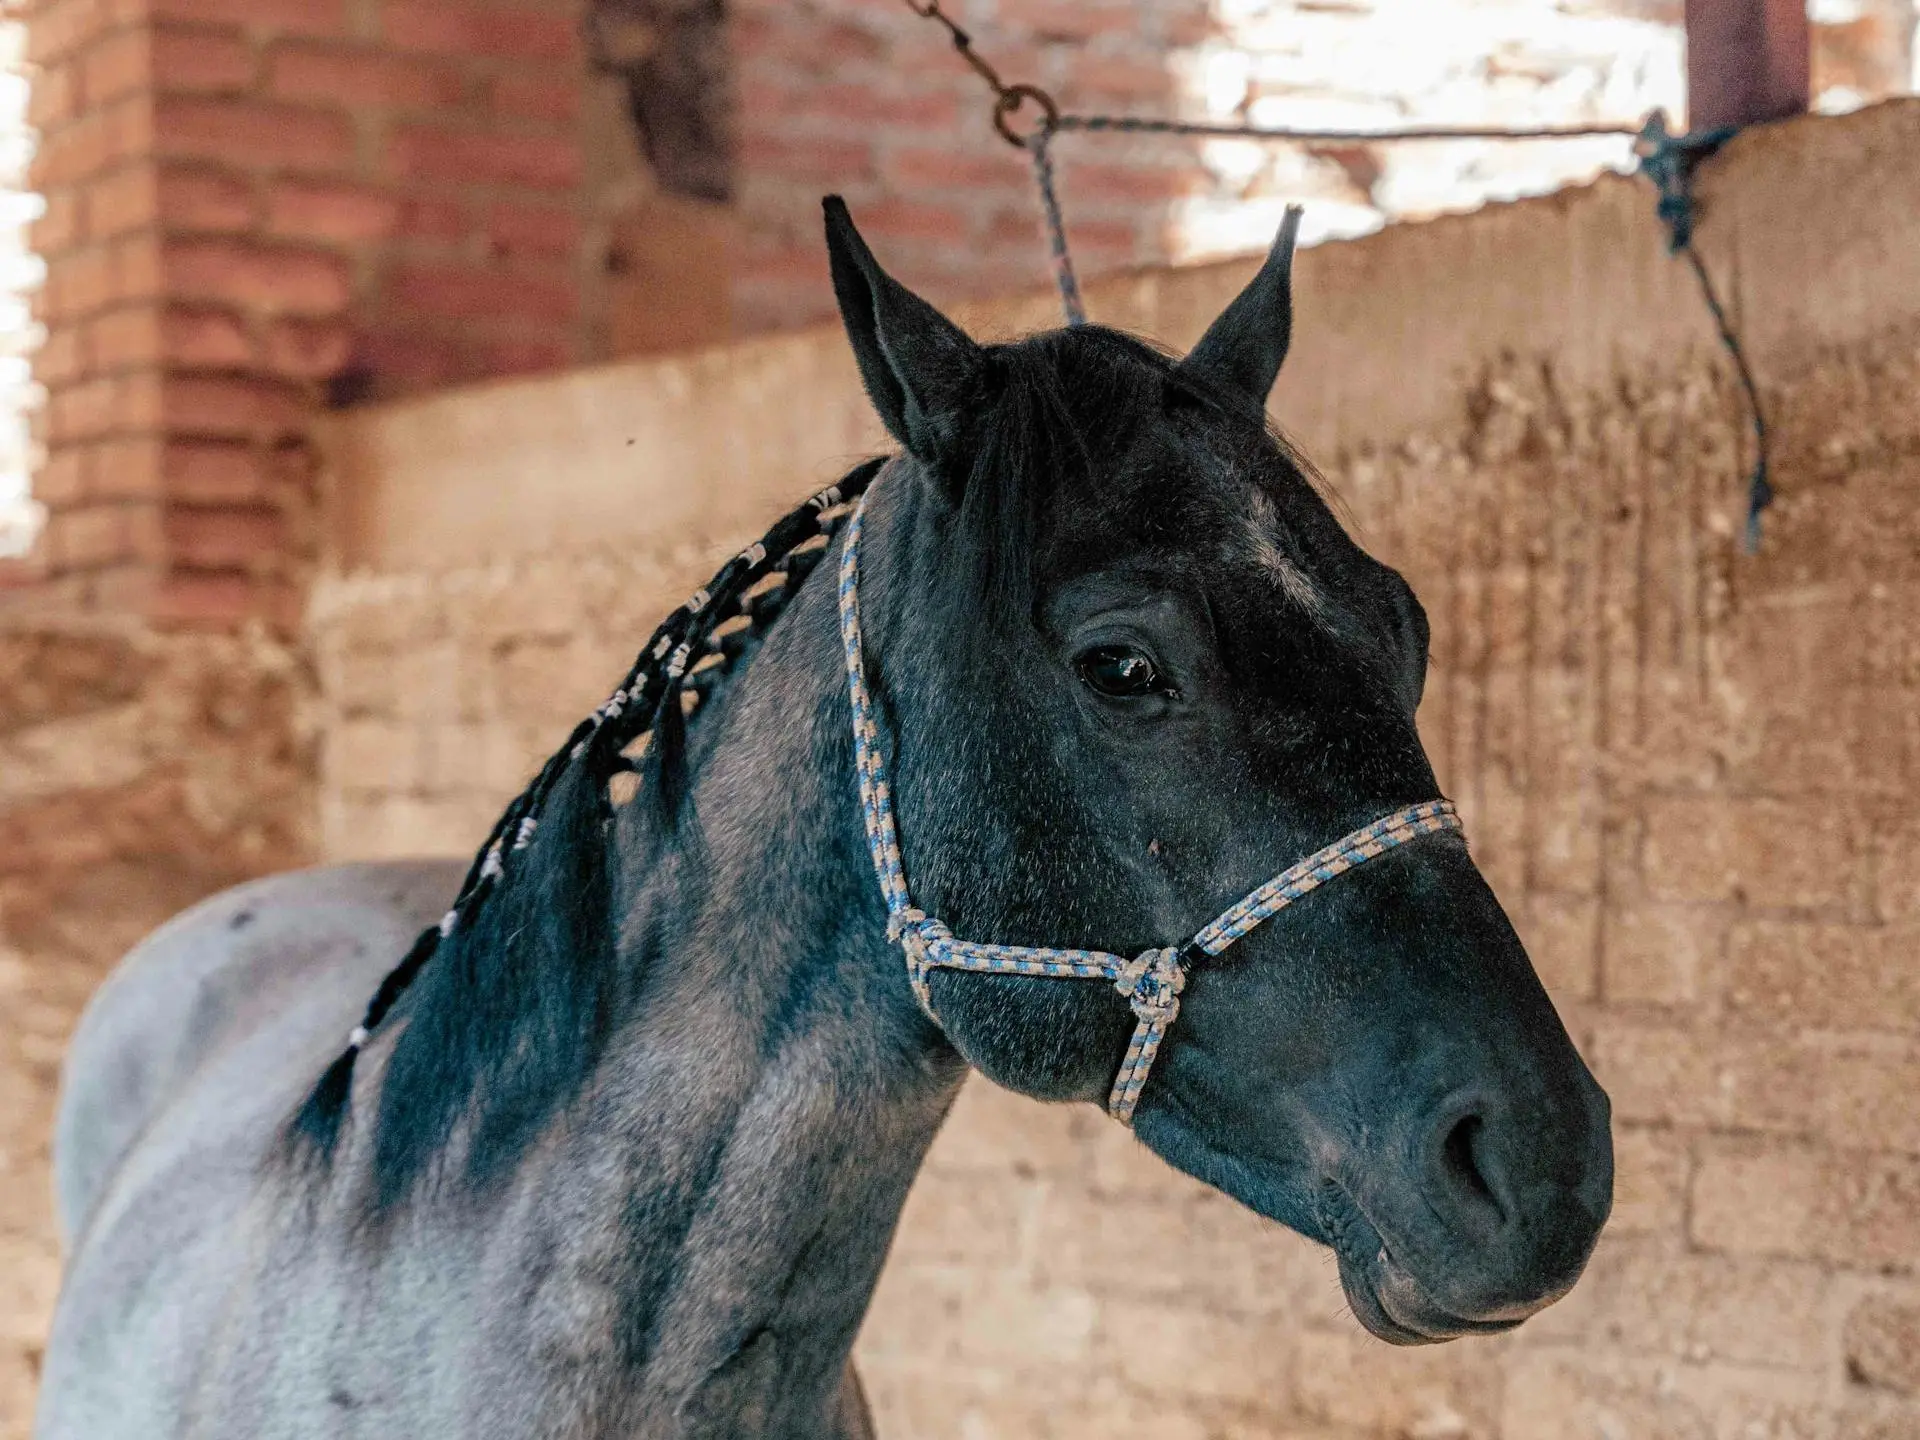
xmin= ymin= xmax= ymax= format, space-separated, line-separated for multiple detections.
xmin=1078 ymin=645 xmax=1166 ymax=698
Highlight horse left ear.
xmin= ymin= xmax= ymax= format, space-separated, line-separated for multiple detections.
xmin=823 ymin=196 xmax=984 ymax=464
xmin=1176 ymin=205 xmax=1303 ymax=407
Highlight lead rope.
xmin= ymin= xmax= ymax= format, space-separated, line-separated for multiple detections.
xmin=837 ymin=481 xmax=1465 ymax=1124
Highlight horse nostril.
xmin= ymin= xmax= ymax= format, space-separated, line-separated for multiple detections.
xmin=1439 ymin=1112 xmax=1506 ymax=1225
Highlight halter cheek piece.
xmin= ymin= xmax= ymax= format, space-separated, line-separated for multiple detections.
xmin=837 ymin=485 xmax=1465 ymax=1125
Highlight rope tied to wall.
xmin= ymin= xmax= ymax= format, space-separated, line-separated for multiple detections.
xmin=901 ymin=0 xmax=1777 ymax=552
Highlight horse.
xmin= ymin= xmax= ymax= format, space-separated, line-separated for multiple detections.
xmin=35 ymin=198 xmax=1611 ymax=1439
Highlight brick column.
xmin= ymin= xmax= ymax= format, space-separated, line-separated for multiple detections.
xmin=11 ymin=0 xmax=590 ymax=630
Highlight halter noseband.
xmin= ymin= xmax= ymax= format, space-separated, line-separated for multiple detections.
xmin=837 ymin=482 xmax=1465 ymax=1124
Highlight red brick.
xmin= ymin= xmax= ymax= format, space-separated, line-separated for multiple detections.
xmin=151 ymin=25 xmax=257 ymax=93
xmin=29 ymin=58 xmax=78 ymax=129
xmin=753 ymin=81 xmax=958 ymax=130
xmin=352 ymin=325 xmax=463 ymax=395
xmin=0 ymin=552 xmax=51 ymax=591
xmin=150 ymin=568 xmax=269 ymax=627
xmin=32 ymin=190 xmax=86 ymax=255
xmin=738 ymin=133 xmax=875 ymax=185
xmin=164 ymin=504 xmax=283 ymax=567
xmin=32 ymin=447 xmax=91 ymax=506
xmin=156 ymin=97 xmax=355 ymax=173
xmin=397 ymin=196 xmax=467 ymax=244
xmin=91 ymin=437 xmax=166 ymax=500
xmin=163 ymin=375 xmax=309 ymax=436
xmin=115 ymin=233 xmax=166 ymax=306
xmin=470 ymin=334 xmax=569 ymax=379
xmin=44 ymin=503 xmax=132 ymax=570
xmin=149 ymin=0 xmax=348 ymax=38
xmin=385 ymin=124 xmax=581 ymax=190
xmin=85 ymin=304 xmax=164 ymax=367
xmin=387 ymin=261 xmax=574 ymax=326
xmin=268 ymin=179 xmax=401 ymax=244
xmin=264 ymin=315 xmax=353 ymax=378
xmin=381 ymin=3 xmax=579 ymax=62
xmin=993 ymin=0 xmax=1138 ymax=41
xmin=165 ymin=439 xmax=262 ymax=503
xmin=82 ymin=25 xmax=151 ymax=104
xmin=26 ymin=0 xmax=119 ymax=66
xmin=884 ymin=145 xmax=1031 ymax=195
xmin=87 ymin=163 xmax=159 ymax=235
xmin=484 ymin=71 xmax=579 ymax=125
xmin=1057 ymin=159 xmax=1204 ymax=204
xmin=163 ymin=238 xmax=353 ymax=314
xmin=1061 ymin=52 xmax=1179 ymax=107
xmin=267 ymin=43 xmax=468 ymax=111
xmin=52 ymin=242 xmax=115 ymax=317
xmin=44 ymin=375 xmax=122 ymax=444
xmin=161 ymin=306 xmax=253 ymax=366
xmin=854 ymin=197 xmax=970 ymax=245
xmin=154 ymin=166 xmax=257 ymax=233
xmin=34 ymin=326 xmax=85 ymax=389
xmin=484 ymin=199 xmax=578 ymax=259
xmin=32 ymin=96 xmax=154 ymax=188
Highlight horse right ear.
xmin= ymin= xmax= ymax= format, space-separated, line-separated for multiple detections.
xmin=823 ymin=196 xmax=984 ymax=464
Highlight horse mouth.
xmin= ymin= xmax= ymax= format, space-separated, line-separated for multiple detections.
xmin=1317 ymin=1183 xmax=1532 ymax=1345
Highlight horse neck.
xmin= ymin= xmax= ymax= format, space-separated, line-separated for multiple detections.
xmin=550 ymin=502 xmax=965 ymax=1430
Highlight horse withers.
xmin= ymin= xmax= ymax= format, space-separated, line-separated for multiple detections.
xmin=35 ymin=199 xmax=1611 ymax=1438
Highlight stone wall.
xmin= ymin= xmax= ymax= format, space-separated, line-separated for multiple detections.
xmin=295 ymin=103 xmax=1920 ymax=1439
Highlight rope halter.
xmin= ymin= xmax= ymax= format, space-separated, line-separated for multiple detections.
xmin=837 ymin=483 xmax=1465 ymax=1124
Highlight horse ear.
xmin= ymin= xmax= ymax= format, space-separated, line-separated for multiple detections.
xmin=823 ymin=196 xmax=984 ymax=462
xmin=1177 ymin=205 xmax=1303 ymax=407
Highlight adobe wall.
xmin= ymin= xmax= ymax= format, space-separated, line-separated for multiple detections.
xmin=0 ymin=620 xmax=314 ymax=1437
xmin=293 ymin=101 xmax=1920 ymax=1438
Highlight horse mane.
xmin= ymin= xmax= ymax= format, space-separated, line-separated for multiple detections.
xmin=282 ymin=457 xmax=887 ymax=1206
xmin=281 ymin=323 xmax=1254 ymax=1210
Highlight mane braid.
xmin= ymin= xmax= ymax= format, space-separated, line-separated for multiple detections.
xmin=283 ymin=457 xmax=888 ymax=1200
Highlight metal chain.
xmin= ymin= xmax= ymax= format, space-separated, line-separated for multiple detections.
xmin=896 ymin=0 xmax=1774 ymax=550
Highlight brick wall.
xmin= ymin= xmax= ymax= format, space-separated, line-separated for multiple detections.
xmin=7 ymin=0 xmax=600 ymax=630
xmin=728 ymin=0 xmax=1915 ymax=331
xmin=286 ymin=104 xmax=1920 ymax=1438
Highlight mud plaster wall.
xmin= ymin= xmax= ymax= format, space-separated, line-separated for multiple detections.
xmin=0 ymin=624 xmax=315 ymax=1438
xmin=301 ymin=315 xmax=1920 ymax=1440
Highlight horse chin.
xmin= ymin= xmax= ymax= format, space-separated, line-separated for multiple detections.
xmin=1321 ymin=1188 xmax=1532 ymax=1346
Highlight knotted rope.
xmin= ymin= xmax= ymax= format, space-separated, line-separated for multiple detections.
xmin=838 ymin=480 xmax=1465 ymax=1124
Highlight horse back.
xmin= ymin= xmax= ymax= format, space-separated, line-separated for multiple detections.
xmin=51 ymin=859 xmax=463 ymax=1245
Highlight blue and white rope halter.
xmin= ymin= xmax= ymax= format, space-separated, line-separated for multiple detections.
xmin=837 ymin=482 xmax=1465 ymax=1124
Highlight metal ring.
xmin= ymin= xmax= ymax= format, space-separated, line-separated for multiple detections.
xmin=993 ymin=83 xmax=1060 ymax=148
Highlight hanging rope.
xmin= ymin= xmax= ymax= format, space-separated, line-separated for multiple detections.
xmin=900 ymin=0 xmax=1775 ymax=550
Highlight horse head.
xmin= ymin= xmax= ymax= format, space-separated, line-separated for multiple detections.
xmin=824 ymin=197 xmax=1612 ymax=1345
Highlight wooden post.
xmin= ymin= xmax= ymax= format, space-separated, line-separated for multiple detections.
xmin=1685 ymin=0 xmax=1811 ymax=131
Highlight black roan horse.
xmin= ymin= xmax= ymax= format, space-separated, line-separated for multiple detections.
xmin=36 ymin=199 xmax=1611 ymax=1438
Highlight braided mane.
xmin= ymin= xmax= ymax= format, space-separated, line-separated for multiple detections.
xmin=285 ymin=458 xmax=887 ymax=1202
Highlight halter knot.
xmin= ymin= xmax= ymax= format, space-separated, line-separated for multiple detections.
xmin=1115 ymin=947 xmax=1185 ymax=1025
xmin=889 ymin=907 xmax=946 ymax=1017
